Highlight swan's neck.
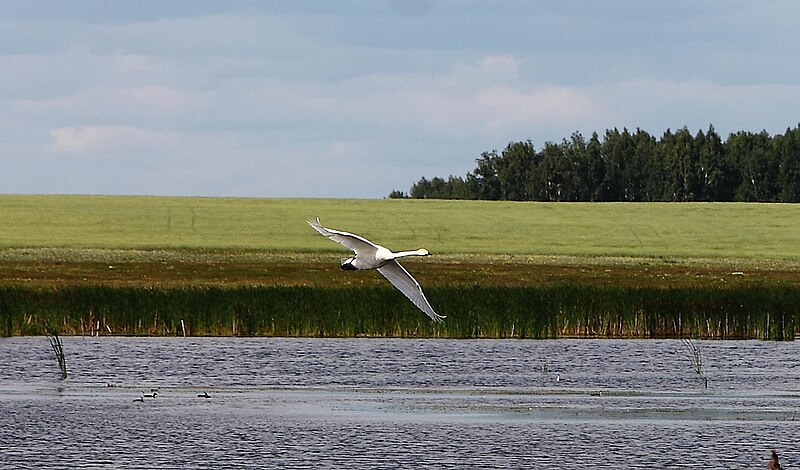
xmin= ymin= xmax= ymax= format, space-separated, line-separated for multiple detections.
xmin=390 ymin=248 xmax=429 ymax=259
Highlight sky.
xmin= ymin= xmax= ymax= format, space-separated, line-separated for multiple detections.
xmin=2 ymin=1 xmax=799 ymax=198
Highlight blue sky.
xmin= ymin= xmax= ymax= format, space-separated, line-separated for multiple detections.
xmin=2 ymin=1 xmax=799 ymax=198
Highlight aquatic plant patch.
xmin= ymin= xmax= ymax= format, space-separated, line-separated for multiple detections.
xmin=2 ymin=284 xmax=796 ymax=340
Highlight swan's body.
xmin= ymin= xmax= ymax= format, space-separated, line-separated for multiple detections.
xmin=307 ymin=218 xmax=444 ymax=322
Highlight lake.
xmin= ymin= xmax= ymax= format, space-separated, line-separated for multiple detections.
xmin=1 ymin=337 xmax=797 ymax=469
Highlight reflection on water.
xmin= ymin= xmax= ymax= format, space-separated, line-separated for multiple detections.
xmin=1 ymin=337 xmax=798 ymax=469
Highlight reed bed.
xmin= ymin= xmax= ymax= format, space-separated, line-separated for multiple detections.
xmin=2 ymin=285 xmax=797 ymax=340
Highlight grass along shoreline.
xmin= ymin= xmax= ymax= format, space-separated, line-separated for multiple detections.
xmin=2 ymin=252 xmax=798 ymax=340
xmin=2 ymin=284 xmax=796 ymax=340
xmin=2 ymin=196 xmax=799 ymax=339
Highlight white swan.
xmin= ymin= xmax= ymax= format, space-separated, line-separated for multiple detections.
xmin=307 ymin=218 xmax=445 ymax=322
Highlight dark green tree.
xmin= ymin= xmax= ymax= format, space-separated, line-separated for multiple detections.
xmin=530 ymin=142 xmax=564 ymax=201
xmin=694 ymin=125 xmax=734 ymax=201
xmin=777 ymin=125 xmax=800 ymax=202
xmin=561 ymin=133 xmax=591 ymax=201
xmin=397 ymin=124 xmax=798 ymax=203
xmin=596 ymin=128 xmax=633 ymax=201
xmin=624 ymin=129 xmax=656 ymax=201
xmin=496 ymin=141 xmax=536 ymax=200
xmin=728 ymin=130 xmax=779 ymax=201
xmin=585 ymin=132 xmax=605 ymax=201
xmin=469 ymin=151 xmax=502 ymax=200
xmin=409 ymin=176 xmax=432 ymax=198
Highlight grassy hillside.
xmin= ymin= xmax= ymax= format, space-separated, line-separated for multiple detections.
xmin=1 ymin=195 xmax=800 ymax=259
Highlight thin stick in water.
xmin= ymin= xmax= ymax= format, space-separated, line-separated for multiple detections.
xmin=45 ymin=326 xmax=67 ymax=380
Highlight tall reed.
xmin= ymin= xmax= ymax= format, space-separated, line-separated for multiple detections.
xmin=681 ymin=338 xmax=709 ymax=388
xmin=45 ymin=326 xmax=67 ymax=379
xmin=1 ymin=296 xmax=10 ymax=337
xmin=2 ymin=284 xmax=797 ymax=339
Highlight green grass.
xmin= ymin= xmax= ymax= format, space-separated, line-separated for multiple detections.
xmin=2 ymin=195 xmax=799 ymax=339
xmin=1 ymin=195 xmax=800 ymax=259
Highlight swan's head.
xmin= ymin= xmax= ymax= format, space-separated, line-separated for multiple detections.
xmin=340 ymin=257 xmax=358 ymax=271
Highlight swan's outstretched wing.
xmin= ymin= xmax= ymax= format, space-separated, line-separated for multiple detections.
xmin=307 ymin=218 xmax=378 ymax=255
xmin=378 ymin=260 xmax=445 ymax=322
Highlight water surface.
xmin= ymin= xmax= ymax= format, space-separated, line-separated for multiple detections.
xmin=1 ymin=337 xmax=797 ymax=469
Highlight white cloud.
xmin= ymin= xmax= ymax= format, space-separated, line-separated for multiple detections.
xmin=109 ymin=53 xmax=159 ymax=73
xmin=49 ymin=126 xmax=182 ymax=154
xmin=17 ymin=85 xmax=206 ymax=119
xmin=275 ymin=56 xmax=609 ymax=142
xmin=475 ymin=86 xmax=609 ymax=135
xmin=480 ymin=54 xmax=521 ymax=81
xmin=596 ymin=79 xmax=800 ymax=135
xmin=2 ymin=3 xmax=799 ymax=198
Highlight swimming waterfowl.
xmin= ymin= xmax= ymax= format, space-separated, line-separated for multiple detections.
xmin=197 ymin=392 xmax=211 ymax=398
xmin=307 ymin=218 xmax=445 ymax=322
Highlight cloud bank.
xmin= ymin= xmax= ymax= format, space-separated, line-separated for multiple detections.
xmin=1 ymin=2 xmax=799 ymax=197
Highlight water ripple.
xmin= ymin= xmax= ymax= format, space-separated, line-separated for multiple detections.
xmin=1 ymin=337 xmax=798 ymax=469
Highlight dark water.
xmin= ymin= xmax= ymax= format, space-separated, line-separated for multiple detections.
xmin=1 ymin=337 xmax=798 ymax=469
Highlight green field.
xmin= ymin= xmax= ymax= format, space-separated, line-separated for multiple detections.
xmin=1 ymin=195 xmax=799 ymax=339
xmin=2 ymin=194 xmax=800 ymax=259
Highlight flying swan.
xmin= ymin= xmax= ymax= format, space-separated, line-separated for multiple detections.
xmin=307 ymin=218 xmax=445 ymax=322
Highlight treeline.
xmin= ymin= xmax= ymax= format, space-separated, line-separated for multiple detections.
xmin=393 ymin=125 xmax=800 ymax=202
